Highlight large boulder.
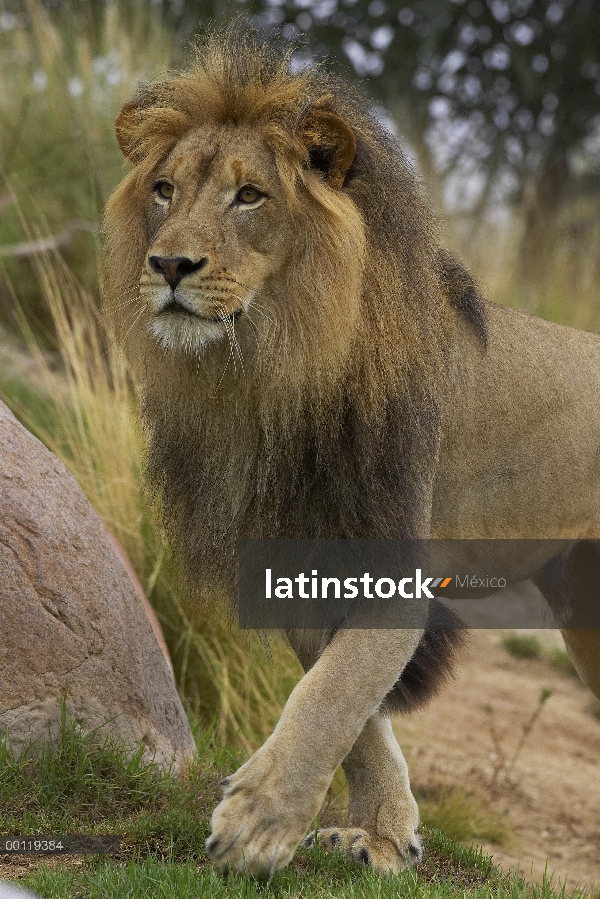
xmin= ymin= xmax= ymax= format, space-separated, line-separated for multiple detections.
xmin=0 ymin=883 xmax=40 ymax=899
xmin=0 ymin=400 xmax=195 ymax=769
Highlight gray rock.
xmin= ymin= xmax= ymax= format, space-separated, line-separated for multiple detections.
xmin=0 ymin=400 xmax=195 ymax=769
xmin=0 ymin=882 xmax=40 ymax=899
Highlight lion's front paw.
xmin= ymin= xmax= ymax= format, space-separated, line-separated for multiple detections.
xmin=303 ymin=826 xmax=422 ymax=874
xmin=206 ymin=753 xmax=327 ymax=877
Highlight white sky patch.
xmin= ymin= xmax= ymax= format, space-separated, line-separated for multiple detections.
xmin=68 ymin=77 xmax=84 ymax=97
xmin=32 ymin=70 xmax=47 ymax=92
xmin=0 ymin=12 xmax=18 ymax=30
xmin=342 ymin=38 xmax=383 ymax=76
xmin=370 ymin=24 xmax=394 ymax=51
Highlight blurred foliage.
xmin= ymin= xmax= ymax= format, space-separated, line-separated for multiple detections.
xmin=501 ymin=632 xmax=542 ymax=659
xmin=3 ymin=0 xmax=599 ymax=205
xmin=0 ymin=0 xmax=175 ymax=335
xmin=118 ymin=0 xmax=600 ymax=214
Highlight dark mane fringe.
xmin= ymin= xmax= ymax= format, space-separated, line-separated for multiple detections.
xmin=436 ymin=250 xmax=488 ymax=346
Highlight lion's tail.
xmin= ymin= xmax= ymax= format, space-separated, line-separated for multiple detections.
xmin=381 ymin=603 xmax=467 ymax=714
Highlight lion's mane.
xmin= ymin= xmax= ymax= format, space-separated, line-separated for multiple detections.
xmin=103 ymin=24 xmax=484 ymax=617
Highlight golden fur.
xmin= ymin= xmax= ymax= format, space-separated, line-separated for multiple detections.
xmin=104 ymin=23 xmax=600 ymax=877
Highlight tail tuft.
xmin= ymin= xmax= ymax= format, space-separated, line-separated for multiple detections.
xmin=381 ymin=601 xmax=467 ymax=714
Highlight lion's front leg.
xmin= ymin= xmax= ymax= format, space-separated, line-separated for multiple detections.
xmin=306 ymin=712 xmax=422 ymax=873
xmin=205 ymin=628 xmax=422 ymax=876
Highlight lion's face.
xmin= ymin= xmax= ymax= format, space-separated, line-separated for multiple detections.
xmin=140 ymin=126 xmax=294 ymax=355
xmin=107 ymin=78 xmax=369 ymax=390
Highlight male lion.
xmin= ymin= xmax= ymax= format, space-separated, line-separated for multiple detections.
xmin=104 ymin=25 xmax=600 ymax=877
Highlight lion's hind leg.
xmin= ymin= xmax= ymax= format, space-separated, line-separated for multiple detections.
xmin=304 ymin=712 xmax=422 ymax=874
xmin=534 ymin=541 xmax=600 ymax=699
xmin=561 ymin=629 xmax=600 ymax=698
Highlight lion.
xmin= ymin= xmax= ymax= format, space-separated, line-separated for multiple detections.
xmin=103 ymin=23 xmax=600 ymax=877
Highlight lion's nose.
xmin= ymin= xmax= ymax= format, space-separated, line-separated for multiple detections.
xmin=149 ymin=255 xmax=208 ymax=290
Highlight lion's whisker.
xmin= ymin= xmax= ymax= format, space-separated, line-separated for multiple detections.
xmin=245 ymin=312 xmax=267 ymax=367
xmin=119 ymin=304 xmax=141 ymax=332
xmin=228 ymin=320 xmax=244 ymax=373
xmin=229 ymin=276 xmax=252 ymax=292
xmin=215 ymin=307 xmax=237 ymax=371
xmin=114 ymin=283 xmax=139 ymax=293
xmin=122 ymin=306 xmax=145 ymax=345
xmin=245 ymin=312 xmax=260 ymax=338
xmin=218 ymin=313 xmax=239 ymax=382
xmin=216 ymin=303 xmax=245 ymax=378
xmin=248 ymin=301 xmax=274 ymax=324
xmin=113 ymin=286 xmax=139 ymax=298
xmin=211 ymin=348 xmax=232 ymax=397
xmin=230 ymin=320 xmax=245 ymax=378
xmin=110 ymin=295 xmax=140 ymax=314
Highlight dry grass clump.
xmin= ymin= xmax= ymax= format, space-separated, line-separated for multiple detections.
xmin=1 ymin=238 xmax=301 ymax=753
xmin=416 ymin=785 xmax=510 ymax=847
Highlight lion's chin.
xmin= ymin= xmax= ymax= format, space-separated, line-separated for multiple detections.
xmin=149 ymin=315 xmax=226 ymax=355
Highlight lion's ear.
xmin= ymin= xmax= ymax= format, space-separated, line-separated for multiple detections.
xmin=115 ymin=100 xmax=142 ymax=160
xmin=301 ymin=108 xmax=356 ymax=190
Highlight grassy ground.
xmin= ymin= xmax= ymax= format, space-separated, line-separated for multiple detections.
xmin=0 ymin=713 xmax=576 ymax=899
xmin=6 ymin=848 xmax=523 ymax=899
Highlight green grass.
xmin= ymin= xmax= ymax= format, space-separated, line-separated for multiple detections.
xmin=0 ymin=703 xmax=238 ymax=877
xmin=20 ymin=861 xmax=597 ymax=899
xmin=545 ymin=647 xmax=578 ymax=677
xmin=0 ymin=709 xmax=496 ymax=897
xmin=0 ymin=711 xmax=485 ymax=894
xmin=15 ymin=844 xmax=501 ymax=899
xmin=500 ymin=634 xmax=579 ymax=679
xmin=0 ymin=710 xmax=585 ymax=899
xmin=0 ymin=701 xmax=219 ymax=838
xmin=6 ymin=825 xmax=582 ymax=899
xmin=501 ymin=634 xmax=543 ymax=660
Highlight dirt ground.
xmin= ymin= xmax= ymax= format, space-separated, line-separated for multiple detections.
xmin=396 ymin=629 xmax=600 ymax=893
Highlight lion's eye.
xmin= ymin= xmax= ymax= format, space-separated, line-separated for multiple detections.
xmin=236 ymin=185 xmax=262 ymax=205
xmin=154 ymin=181 xmax=174 ymax=200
